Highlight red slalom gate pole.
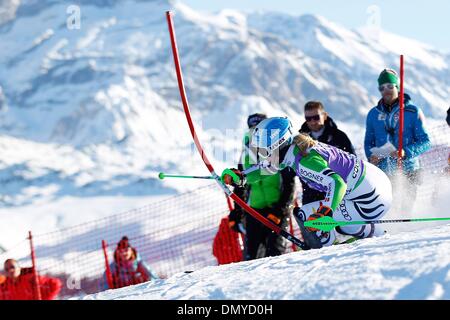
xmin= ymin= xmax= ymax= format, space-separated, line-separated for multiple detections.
xmin=398 ymin=55 xmax=405 ymax=170
xmin=165 ymin=11 xmax=308 ymax=250
xmin=102 ymin=240 xmax=114 ymax=289
xmin=28 ymin=231 xmax=42 ymax=300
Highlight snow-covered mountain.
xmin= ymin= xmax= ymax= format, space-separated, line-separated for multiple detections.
xmin=0 ymin=0 xmax=449 ymax=206
xmin=83 ymin=223 xmax=450 ymax=300
xmin=0 ymin=0 xmax=20 ymax=25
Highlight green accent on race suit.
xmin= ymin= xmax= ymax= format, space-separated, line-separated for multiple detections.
xmin=352 ymin=164 xmax=366 ymax=191
xmin=298 ymin=150 xmax=347 ymax=211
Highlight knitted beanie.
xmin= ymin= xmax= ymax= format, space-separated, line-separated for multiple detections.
xmin=378 ymin=68 xmax=399 ymax=88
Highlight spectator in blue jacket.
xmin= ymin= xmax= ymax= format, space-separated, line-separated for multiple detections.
xmin=102 ymin=236 xmax=159 ymax=290
xmin=364 ymin=68 xmax=431 ymax=212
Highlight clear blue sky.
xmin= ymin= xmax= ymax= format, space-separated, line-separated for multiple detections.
xmin=181 ymin=0 xmax=450 ymax=52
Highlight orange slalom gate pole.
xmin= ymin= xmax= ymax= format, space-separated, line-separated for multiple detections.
xmin=102 ymin=240 xmax=114 ymax=289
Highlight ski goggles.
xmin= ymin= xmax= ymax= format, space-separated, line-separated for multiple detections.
xmin=378 ymin=83 xmax=396 ymax=92
xmin=305 ymin=114 xmax=321 ymax=122
xmin=257 ymin=136 xmax=290 ymax=159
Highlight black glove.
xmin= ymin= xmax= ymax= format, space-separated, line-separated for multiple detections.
xmin=228 ymin=208 xmax=244 ymax=233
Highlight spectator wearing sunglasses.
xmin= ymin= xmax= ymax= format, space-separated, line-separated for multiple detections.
xmin=299 ymin=101 xmax=355 ymax=205
xmin=0 ymin=259 xmax=62 ymax=300
xmin=364 ymin=68 xmax=431 ymax=213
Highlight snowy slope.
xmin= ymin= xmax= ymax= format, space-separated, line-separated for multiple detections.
xmin=83 ymin=223 xmax=450 ymax=300
xmin=0 ymin=0 xmax=449 ymax=209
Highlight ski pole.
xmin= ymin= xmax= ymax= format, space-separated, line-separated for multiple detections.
xmin=304 ymin=215 xmax=450 ymax=233
xmin=159 ymin=165 xmax=267 ymax=180
xmin=158 ymin=172 xmax=214 ymax=180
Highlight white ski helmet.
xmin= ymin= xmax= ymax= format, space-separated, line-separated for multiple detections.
xmin=251 ymin=117 xmax=294 ymax=159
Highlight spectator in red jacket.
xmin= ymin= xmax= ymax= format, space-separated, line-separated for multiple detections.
xmin=213 ymin=216 xmax=243 ymax=265
xmin=0 ymin=259 xmax=62 ymax=300
xmin=102 ymin=237 xmax=159 ymax=290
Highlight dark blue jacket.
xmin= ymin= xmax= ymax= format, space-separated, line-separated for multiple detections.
xmin=364 ymin=94 xmax=431 ymax=175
